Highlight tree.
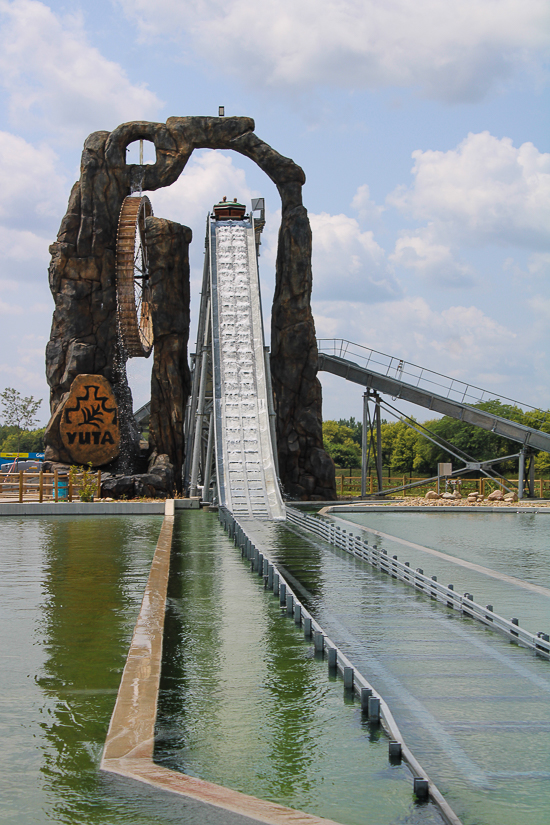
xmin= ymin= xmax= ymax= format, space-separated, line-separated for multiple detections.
xmin=0 ymin=388 xmax=42 ymax=459
xmin=337 ymin=417 xmax=362 ymax=445
xmin=323 ymin=420 xmax=362 ymax=468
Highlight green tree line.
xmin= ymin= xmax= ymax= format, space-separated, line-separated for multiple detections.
xmin=0 ymin=425 xmax=45 ymax=454
xmin=323 ymin=401 xmax=550 ymax=476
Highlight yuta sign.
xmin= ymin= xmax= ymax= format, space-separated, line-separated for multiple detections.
xmin=59 ymin=375 xmax=120 ymax=466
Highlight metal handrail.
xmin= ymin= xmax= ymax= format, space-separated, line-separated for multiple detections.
xmin=317 ymin=338 xmax=545 ymax=415
xmin=287 ymin=508 xmax=550 ymax=659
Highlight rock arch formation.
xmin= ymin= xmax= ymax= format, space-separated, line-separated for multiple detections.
xmin=45 ymin=116 xmax=336 ymax=500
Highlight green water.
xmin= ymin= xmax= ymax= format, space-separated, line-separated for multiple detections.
xmin=154 ymin=512 xmax=443 ymax=825
xmin=0 ymin=515 xmax=182 ymax=825
xmin=7 ymin=508 xmax=546 ymax=825
xmin=335 ymin=511 xmax=550 ymax=636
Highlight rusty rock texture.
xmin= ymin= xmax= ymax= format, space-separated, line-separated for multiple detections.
xmin=146 ymin=216 xmax=192 ymax=489
xmin=45 ymin=116 xmax=336 ymax=499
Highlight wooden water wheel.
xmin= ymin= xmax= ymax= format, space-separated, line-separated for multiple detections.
xmin=116 ymin=195 xmax=154 ymax=357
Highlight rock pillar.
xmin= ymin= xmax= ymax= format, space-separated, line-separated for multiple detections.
xmin=44 ymin=117 xmax=336 ymax=499
xmin=44 ymin=131 xmax=139 ymax=469
xmin=270 ymin=201 xmax=335 ymax=500
xmin=146 ymin=217 xmax=192 ymax=489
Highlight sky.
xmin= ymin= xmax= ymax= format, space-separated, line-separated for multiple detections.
xmin=0 ymin=0 xmax=549 ymax=427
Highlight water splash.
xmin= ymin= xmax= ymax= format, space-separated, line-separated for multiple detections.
xmin=130 ymin=166 xmax=145 ymax=195
xmin=110 ymin=324 xmax=141 ymax=475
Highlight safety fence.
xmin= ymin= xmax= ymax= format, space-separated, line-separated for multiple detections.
xmin=0 ymin=470 xmax=101 ymax=502
xmin=286 ymin=507 xmax=550 ymax=659
xmin=217 ymin=506 xmax=462 ymax=825
xmin=334 ymin=473 xmax=550 ymax=498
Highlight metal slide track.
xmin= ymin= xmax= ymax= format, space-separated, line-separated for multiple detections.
xmin=318 ymin=343 xmax=550 ymax=454
xmin=210 ymin=219 xmax=284 ymax=520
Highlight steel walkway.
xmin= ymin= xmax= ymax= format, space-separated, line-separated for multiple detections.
xmin=317 ymin=339 xmax=550 ymax=453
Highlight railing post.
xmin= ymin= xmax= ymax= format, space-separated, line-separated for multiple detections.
xmin=39 ymin=469 xmax=43 ymax=503
xmin=19 ymin=471 xmax=23 ymax=503
xmin=97 ymin=471 xmax=101 ymax=499
xmin=54 ymin=470 xmax=58 ymax=503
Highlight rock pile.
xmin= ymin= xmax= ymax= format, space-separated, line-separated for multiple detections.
xmin=100 ymin=453 xmax=174 ymax=499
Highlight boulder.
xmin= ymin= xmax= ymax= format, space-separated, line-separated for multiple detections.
xmin=100 ymin=474 xmax=135 ymax=499
xmin=441 ymin=492 xmax=455 ymax=499
xmin=487 ymin=489 xmax=504 ymax=501
xmin=504 ymin=491 xmax=518 ymax=502
xmin=425 ymin=490 xmax=440 ymax=499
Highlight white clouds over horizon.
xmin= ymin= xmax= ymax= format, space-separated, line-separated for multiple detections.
xmin=310 ymin=211 xmax=400 ymax=303
xmin=121 ymin=0 xmax=550 ymax=102
xmin=0 ymin=1 xmax=548 ymax=415
xmin=386 ymin=132 xmax=550 ymax=288
xmin=0 ymin=0 xmax=162 ymax=139
xmin=389 ymin=132 xmax=550 ymax=250
xmin=313 ymin=296 xmax=537 ymax=403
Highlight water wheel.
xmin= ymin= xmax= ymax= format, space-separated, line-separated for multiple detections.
xmin=116 ymin=195 xmax=154 ymax=357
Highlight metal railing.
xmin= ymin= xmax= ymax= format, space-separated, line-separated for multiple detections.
xmin=317 ymin=339 xmax=543 ymax=413
xmin=286 ymin=507 xmax=550 ymax=660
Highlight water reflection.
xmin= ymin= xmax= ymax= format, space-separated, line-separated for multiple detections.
xmin=33 ymin=516 xmax=162 ymax=824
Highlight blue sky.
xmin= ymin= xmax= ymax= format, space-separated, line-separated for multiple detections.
xmin=0 ymin=0 xmax=549 ymax=425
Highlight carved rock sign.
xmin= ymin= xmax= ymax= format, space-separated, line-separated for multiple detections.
xmin=59 ymin=375 xmax=120 ymax=465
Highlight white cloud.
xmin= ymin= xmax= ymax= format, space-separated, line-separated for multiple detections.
xmin=351 ymin=184 xmax=383 ymax=222
xmin=0 ymin=132 xmax=67 ymax=231
xmin=310 ymin=211 xmax=400 ymax=302
xmin=0 ymin=299 xmax=23 ymax=315
xmin=388 ymin=132 xmax=550 ymax=250
xmin=0 ymin=227 xmax=50 ymax=263
xmin=527 ymin=252 xmax=550 ymax=277
xmin=146 ymin=150 xmax=256 ymax=231
xmin=314 ymin=296 xmax=533 ymax=402
xmin=390 ymin=226 xmax=475 ymax=287
xmin=121 ymin=0 xmax=550 ymax=102
xmin=0 ymin=0 xmax=162 ymax=139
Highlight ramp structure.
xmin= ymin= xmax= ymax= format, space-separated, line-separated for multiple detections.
xmin=317 ymin=338 xmax=550 ymax=498
xmin=318 ymin=339 xmax=550 ymax=454
xmin=184 ymin=206 xmax=284 ymax=520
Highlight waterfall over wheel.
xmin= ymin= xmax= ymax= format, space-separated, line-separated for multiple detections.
xmin=116 ymin=195 xmax=154 ymax=358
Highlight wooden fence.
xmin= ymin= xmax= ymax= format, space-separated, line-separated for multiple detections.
xmin=335 ymin=473 xmax=550 ymax=499
xmin=0 ymin=471 xmax=102 ymax=503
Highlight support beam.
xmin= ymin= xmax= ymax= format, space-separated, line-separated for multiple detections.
xmin=518 ymin=449 xmax=525 ymax=500
xmin=202 ymin=412 xmax=214 ymax=503
xmin=361 ymin=392 xmax=368 ymax=498
xmin=375 ymin=394 xmax=383 ymax=495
